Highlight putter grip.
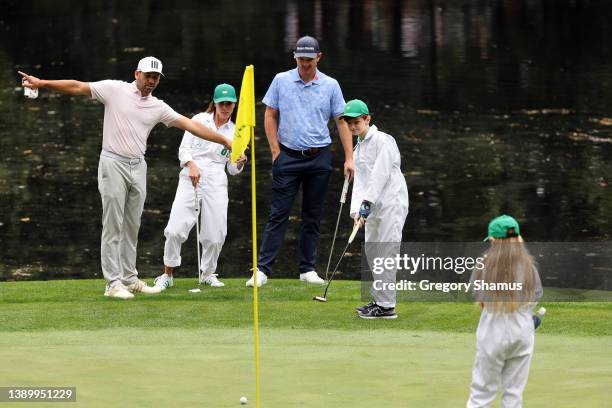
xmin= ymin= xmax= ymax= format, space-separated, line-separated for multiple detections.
xmin=340 ymin=178 xmax=350 ymax=204
xmin=348 ymin=223 xmax=359 ymax=244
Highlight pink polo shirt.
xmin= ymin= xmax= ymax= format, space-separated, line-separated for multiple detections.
xmin=89 ymin=80 xmax=181 ymax=158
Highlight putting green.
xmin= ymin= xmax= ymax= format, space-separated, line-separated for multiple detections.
xmin=1 ymin=279 xmax=610 ymax=406
xmin=0 ymin=328 xmax=610 ymax=407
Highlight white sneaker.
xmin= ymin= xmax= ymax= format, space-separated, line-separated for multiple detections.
xmin=127 ymin=279 xmax=162 ymax=294
xmin=154 ymin=273 xmax=173 ymax=291
xmin=202 ymin=274 xmax=225 ymax=287
xmin=299 ymin=271 xmax=325 ymax=285
xmin=246 ymin=269 xmax=268 ymax=287
xmin=104 ymin=282 xmax=134 ymax=299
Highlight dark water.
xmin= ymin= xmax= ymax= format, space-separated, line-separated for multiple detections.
xmin=1 ymin=0 xmax=611 ymax=283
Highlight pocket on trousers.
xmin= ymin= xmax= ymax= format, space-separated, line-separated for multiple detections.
xmin=98 ymin=159 xmax=108 ymax=181
xmin=272 ymin=151 xmax=283 ymax=166
xmin=321 ymin=149 xmax=334 ymax=172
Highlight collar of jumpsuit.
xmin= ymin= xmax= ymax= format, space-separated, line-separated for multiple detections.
xmin=358 ymin=124 xmax=378 ymax=143
xmin=203 ymin=112 xmax=232 ymax=132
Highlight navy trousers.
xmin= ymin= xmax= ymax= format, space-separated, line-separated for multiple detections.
xmin=258 ymin=147 xmax=333 ymax=275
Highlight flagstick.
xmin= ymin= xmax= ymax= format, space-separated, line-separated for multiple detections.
xmin=250 ymin=124 xmax=261 ymax=408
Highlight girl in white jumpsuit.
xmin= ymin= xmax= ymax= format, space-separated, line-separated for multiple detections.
xmin=155 ymin=84 xmax=246 ymax=289
xmin=341 ymin=99 xmax=409 ymax=319
xmin=467 ymin=215 xmax=543 ymax=408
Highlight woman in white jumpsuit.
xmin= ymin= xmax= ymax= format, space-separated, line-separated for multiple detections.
xmin=154 ymin=84 xmax=246 ymax=289
xmin=341 ymin=99 xmax=409 ymax=319
xmin=467 ymin=215 xmax=543 ymax=408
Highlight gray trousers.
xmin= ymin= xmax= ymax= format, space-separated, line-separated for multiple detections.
xmin=98 ymin=150 xmax=147 ymax=286
xmin=365 ymin=202 xmax=408 ymax=308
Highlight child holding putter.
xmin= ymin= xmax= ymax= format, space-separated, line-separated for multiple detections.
xmin=341 ymin=99 xmax=409 ymax=319
xmin=467 ymin=215 xmax=543 ymax=407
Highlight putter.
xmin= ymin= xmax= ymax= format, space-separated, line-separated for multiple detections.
xmin=192 ymin=186 xmax=203 ymax=290
xmin=325 ymin=177 xmax=350 ymax=281
xmin=314 ymin=222 xmax=360 ymax=302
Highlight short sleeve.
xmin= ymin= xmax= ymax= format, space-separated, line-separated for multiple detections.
xmin=262 ymin=74 xmax=280 ymax=109
xmin=330 ymin=79 xmax=346 ymax=118
xmin=89 ymin=80 xmax=121 ymax=104
xmin=159 ymin=102 xmax=182 ymax=127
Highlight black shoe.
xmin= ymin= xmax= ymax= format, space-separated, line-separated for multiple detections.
xmin=355 ymin=301 xmax=376 ymax=313
xmin=358 ymin=305 xmax=398 ymax=320
xmin=533 ymin=315 xmax=542 ymax=329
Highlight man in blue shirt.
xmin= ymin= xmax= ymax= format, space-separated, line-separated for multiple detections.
xmin=247 ymin=35 xmax=355 ymax=287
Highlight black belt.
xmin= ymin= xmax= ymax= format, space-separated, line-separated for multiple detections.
xmin=279 ymin=144 xmax=328 ymax=157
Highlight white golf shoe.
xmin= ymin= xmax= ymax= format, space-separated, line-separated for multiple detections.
xmin=154 ymin=273 xmax=173 ymax=291
xmin=246 ymin=269 xmax=268 ymax=287
xmin=104 ymin=282 xmax=134 ymax=299
xmin=202 ymin=274 xmax=225 ymax=287
xmin=127 ymin=279 xmax=162 ymax=294
xmin=299 ymin=271 xmax=325 ymax=285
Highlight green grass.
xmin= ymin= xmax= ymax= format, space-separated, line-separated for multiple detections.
xmin=0 ymin=279 xmax=611 ymax=407
xmin=1 ymin=279 xmax=610 ymax=335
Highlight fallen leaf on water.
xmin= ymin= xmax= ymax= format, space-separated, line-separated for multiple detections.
xmin=541 ymin=108 xmax=570 ymax=115
xmin=569 ymin=132 xmax=612 ymax=144
xmin=596 ymin=117 xmax=612 ymax=126
xmin=12 ymin=269 xmax=32 ymax=278
xmin=417 ymin=109 xmax=439 ymax=115
xmin=522 ymin=108 xmax=571 ymax=115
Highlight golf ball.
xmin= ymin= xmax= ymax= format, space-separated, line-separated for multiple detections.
xmin=240 ymin=396 xmax=247 ymax=405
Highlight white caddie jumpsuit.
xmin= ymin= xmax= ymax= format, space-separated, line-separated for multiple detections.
xmin=349 ymin=125 xmax=409 ymax=308
xmin=163 ymin=112 xmax=242 ymax=278
xmin=467 ymin=271 xmax=543 ymax=408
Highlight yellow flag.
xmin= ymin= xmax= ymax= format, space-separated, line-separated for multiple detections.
xmin=231 ymin=65 xmax=255 ymax=162
xmin=232 ymin=65 xmax=262 ymax=407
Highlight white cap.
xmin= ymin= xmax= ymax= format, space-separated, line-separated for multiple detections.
xmin=136 ymin=56 xmax=164 ymax=76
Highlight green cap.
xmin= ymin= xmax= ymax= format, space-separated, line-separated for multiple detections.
xmin=484 ymin=215 xmax=521 ymax=241
xmin=213 ymin=83 xmax=237 ymax=103
xmin=342 ymin=99 xmax=369 ymax=118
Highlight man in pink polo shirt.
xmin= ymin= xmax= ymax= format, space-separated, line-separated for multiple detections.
xmin=19 ymin=57 xmax=232 ymax=299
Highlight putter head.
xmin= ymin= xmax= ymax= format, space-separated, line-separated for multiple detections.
xmin=313 ymin=296 xmax=327 ymax=302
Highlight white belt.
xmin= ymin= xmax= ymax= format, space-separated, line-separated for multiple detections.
xmin=101 ymin=149 xmax=144 ymax=165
